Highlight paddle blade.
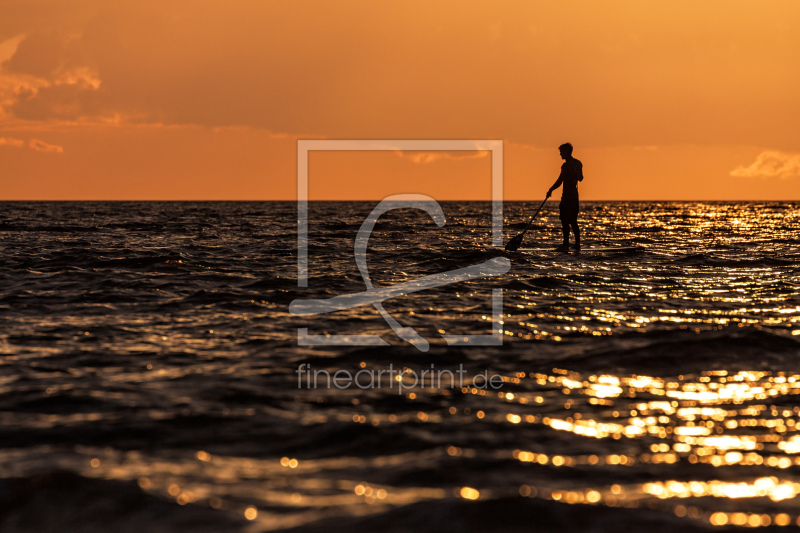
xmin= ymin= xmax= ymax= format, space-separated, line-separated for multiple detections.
xmin=505 ymin=232 xmax=525 ymax=251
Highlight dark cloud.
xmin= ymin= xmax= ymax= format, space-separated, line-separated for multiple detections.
xmin=3 ymin=32 xmax=69 ymax=77
xmin=12 ymin=84 xmax=101 ymax=121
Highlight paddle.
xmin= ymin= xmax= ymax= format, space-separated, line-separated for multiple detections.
xmin=504 ymin=195 xmax=550 ymax=251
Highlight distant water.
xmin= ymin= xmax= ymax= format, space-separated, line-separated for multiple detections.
xmin=1 ymin=200 xmax=800 ymax=532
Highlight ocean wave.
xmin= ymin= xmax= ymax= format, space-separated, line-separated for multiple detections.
xmin=0 ymin=470 xmax=247 ymax=533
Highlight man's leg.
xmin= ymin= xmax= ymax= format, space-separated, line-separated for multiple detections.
xmin=570 ymin=199 xmax=580 ymax=250
xmin=557 ymin=203 xmax=570 ymax=250
xmin=554 ymin=219 xmax=570 ymax=251
xmin=571 ymin=220 xmax=581 ymax=250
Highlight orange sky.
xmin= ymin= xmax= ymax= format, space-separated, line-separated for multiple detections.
xmin=1 ymin=0 xmax=798 ymax=200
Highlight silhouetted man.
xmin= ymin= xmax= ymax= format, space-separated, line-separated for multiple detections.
xmin=547 ymin=143 xmax=583 ymax=251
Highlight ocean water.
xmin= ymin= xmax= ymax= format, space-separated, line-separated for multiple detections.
xmin=1 ymin=200 xmax=800 ymax=532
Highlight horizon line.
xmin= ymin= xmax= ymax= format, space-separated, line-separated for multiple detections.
xmin=1 ymin=199 xmax=798 ymax=203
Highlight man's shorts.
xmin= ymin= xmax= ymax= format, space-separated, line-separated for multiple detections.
xmin=559 ymin=196 xmax=579 ymax=224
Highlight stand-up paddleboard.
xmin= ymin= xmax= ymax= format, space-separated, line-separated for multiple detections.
xmin=507 ymin=246 xmax=644 ymax=253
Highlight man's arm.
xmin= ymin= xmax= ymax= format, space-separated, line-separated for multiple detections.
xmin=546 ymin=172 xmax=564 ymax=198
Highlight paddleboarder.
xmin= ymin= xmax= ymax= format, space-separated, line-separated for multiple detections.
xmin=547 ymin=143 xmax=583 ymax=252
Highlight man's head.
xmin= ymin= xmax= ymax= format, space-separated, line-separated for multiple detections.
xmin=559 ymin=142 xmax=573 ymax=160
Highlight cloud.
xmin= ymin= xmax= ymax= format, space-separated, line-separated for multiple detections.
xmin=730 ymin=150 xmax=800 ymax=179
xmin=12 ymin=83 xmax=102 ymax=121
xmin=394 ymin=150 xmax=491 ymax=164
xmin=2 ymin=32 xmax=72 ymax=78
xmin=0 ymin=29 xmax=102 ymax=122
xmin=0 ymin=136 xmax=25 ymax=147
xmin=1 ymin=136 xmax=63 ymax=152
xmin=29 ymin=138 xmax=63 ymax=152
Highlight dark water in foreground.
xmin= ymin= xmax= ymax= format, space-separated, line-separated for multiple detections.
xmin=1 ymin=201 xmax=800 ymax=532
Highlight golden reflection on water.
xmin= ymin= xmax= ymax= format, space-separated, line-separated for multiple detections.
xmin=32 ymin=366 xmax=800 ymax=529
xmin=92 ymin=367 xmax=800 ymax=530
xmin=506 ymin=302 xmax=800 ymax=340
xmin=498 ymin=368 xmax=800 ymax=527
xmin=4 ymin=203 xmax=798 ymax=529
xmin=241 ymin=204 xmax=798 ymax=526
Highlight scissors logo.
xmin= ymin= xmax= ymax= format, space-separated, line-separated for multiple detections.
xmin=290 ymin=195 xmax=510 ymax=351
